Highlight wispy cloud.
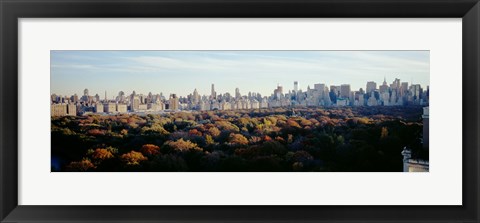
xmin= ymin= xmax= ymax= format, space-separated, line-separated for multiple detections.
xmin=50 ymin=51 xmax=429 ymax=97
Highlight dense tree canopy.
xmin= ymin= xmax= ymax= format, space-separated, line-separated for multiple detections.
xmin=51 ymin=106 xmax=427 ymax=172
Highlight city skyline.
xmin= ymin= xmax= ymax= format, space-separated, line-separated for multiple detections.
xmin=51 ymin=74 xmax=429 ymax=117
xmin=51 ymin=51 xmax=429 ymax=97
xmin=50 ymin=77 xmax=426 ymax=101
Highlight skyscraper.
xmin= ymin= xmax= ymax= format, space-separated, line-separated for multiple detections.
xmin=71 ymin=94 xmax=78 ymax=103
xmin=211 ymin=84 xmax=216 ymax=100
xmin=400 ymin=82 xmax=409 ymax=96
xmin=147 ymin=92 xmax=153 ymax=103
xmin=409 ymin=84 xmax=422 ymax=104
xmin=366 ymin=81 xmax=377 ymax=94
xmin=193 ymin=88 xmax=199 ymax=104
xmin=340 ymin=84 xmax=351 ymax=98
xmin=81 ymin=89 xmax=90 ymax=102
xmin=294 ymin=81 xmax=298 ymax=93
xmin=314 ymin=83 xmax=326 ymax=99
xmin=390 ymin=78 xmax=401 ymax=90
xmin=379 ymin=77 xmax=389 ymax=93
xmin=131 ymin=96 xmax=140 ymax=111
xmin=169 ymin=94 xmax=179 ymax=110
xmin=94 ymin=94 xmax=100 ymax=102
xmin=274 ymin=85 xmax=283 ymax=99
xmin=235 ymin=88 xmax=241 ymax=99
xmin=117 ymin=91 xmax=125 ymax=102
xmin=314 ymin=83 xmax=325 ymax=92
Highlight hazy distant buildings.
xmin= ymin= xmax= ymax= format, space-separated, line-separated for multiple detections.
xmin=51 ymin=77 xmax=429 ymax=117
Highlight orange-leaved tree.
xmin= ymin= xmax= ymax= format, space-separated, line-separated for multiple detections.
xmin=120 ymin=151 xmax=147 ymax=165
xmin=91 ymin=148 xmax=114 ymax=160
xmin=140 ymin=144 xmax=161 ymax=155
xmin=164 ymin=138 xmax=202 ymax=152
xmin=228 ymin=133 xmax=249 ymax=145
xmin=66 ymin=158 xmax=95 ymax=171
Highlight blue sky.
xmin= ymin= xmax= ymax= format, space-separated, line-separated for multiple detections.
xmin=51 ymin=51 xmax=429 ymax=98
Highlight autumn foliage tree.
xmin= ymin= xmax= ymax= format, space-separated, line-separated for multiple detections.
xmin=140 ymin=144 xmax=161 ymax=155
xmin=228 ymin=133 xmax=249 ymax=145
xmin=287 ymin=119 xmax=301 ymax=128
xmin=87 ymin=129 xmax=106 ymax=136
xmin=91 ymin=148 xmax=114 ymax=160
xmin=53 ymin=106 xmax=425 ymax=172
xmin=66 ymin=158 xmax=95 ymax=171
xmin=208 ymin=127 xmax=221 ymax=137
xmin=120 ymin=151 xmax=147 ymax=165
xmin=163 ymin=138 xmax=202 ymax=152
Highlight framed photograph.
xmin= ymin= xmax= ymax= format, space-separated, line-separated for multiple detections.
xmin=50 ymin=50 xmax=431 ymax=173
xmin=1 ymin=0 xmax=479 ymax=222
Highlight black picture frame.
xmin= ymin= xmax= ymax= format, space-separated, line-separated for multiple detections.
xmin=1 ymin=0 xmax=479 ymax=222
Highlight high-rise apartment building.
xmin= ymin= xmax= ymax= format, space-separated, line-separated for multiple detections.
xmin=193 ymin=89 xmax=200 ymax=104
xmin=330 ymin=85 xmax=340 ymax=96
xmin=211 ymin=84 xmax=216 ymax=100
xmin=117 ymin=91 xmax=125 ymax=102
xmin=131 ymin=96 xmax=140 ymax=111
xmin=274 ymin=85 xmax=283 ymax=99
xmin=81 ymin=88 xmax=90 ymax=102
xmin=169 ymin=94 xmax=179 ymax=110
xmin=400 ymin=82 xmax=409 ymax=96
xmin=70 ymin=94 xmax=78 ymax=103
xmin=390 ymin=78 xmax=401 ymax=90
xmin=379 ymin=77 xmax=389 ymax=93
xmin=235 ymin=88 xmax=241 ymax=99
xmin=67 ymin=103 xmax=77 ymax=116
xmin=116 ymin=103 xmax=128 ymax=113
xmin=104 ymin=103 xmax=116 ymax=113
xmin=51 ymin=104 xmax=67 ymax=116
xmin=340 ymin=84 xmax=351 ymax=98
xmin=94 ymin=103 xmax=104 ymax=113
xmin=366 ymin=81 xmax=377 ymax=93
